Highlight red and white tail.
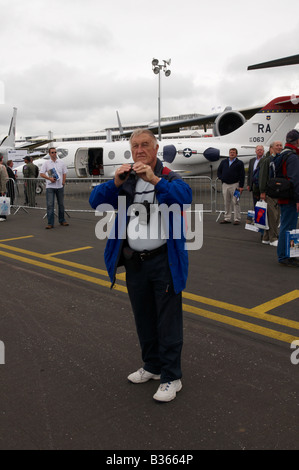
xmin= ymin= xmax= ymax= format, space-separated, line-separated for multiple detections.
xmin=221 ymin=95 xmax=299 ymax=147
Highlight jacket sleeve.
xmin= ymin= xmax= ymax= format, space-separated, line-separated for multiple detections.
xmin=217 ymin=161 xmax=223 ymax=180
xmin=89 ymin=179 xmax=120 ymax=209
xmin=258 ymin=157 xmax=269 ymax=193
xmin=0 ymin=166 xmax=8 ymax=192
xmin=286 ymin=155 xmax=299 ymax=202
xmin=247 ymin=160 xmax=253 ymax=188
xmin=155 ymin=177 xmax=192 ymax=208
xmin=238 ymin=161 xmax=245 ymax=188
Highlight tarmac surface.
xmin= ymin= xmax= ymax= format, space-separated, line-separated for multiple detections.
xmin=0 ymin=206 xmax=299 ymax=451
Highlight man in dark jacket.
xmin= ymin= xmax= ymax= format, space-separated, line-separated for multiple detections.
xmin=217 ymin=148 xmax=245 ymax=225
xmin=23 ymin=156 xmax=37 ymax=207
xmin=277 ymin=129 xmax=299 ymax=267
xmin=258 ymin=141 xmax=282 ymax=246
xmin=247 ymin=145 xmax=265 ymax=207
xmin=89 ymin=129 xmax=192 ymax=402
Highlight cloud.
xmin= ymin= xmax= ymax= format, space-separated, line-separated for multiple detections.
xmin=0 ymin=0 xmax=298 ymax=138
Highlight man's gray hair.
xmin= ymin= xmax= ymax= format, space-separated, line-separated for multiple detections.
xmin=129 ymin=128 xmax=158 ymax=147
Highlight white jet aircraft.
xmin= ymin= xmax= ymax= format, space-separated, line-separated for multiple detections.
xmin=14 ymin=95 xmax=299 ymax=178
xmin=0 ymin=108 xmax=50 ymax=165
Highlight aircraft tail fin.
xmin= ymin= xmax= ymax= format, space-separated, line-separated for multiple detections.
xmin=0 ymin=107 xmax=17 ymax=148
xmin=116 ymin=110 xmax=124 ymax=135
xmin=221 ymin=95 xmax=299 ymax=146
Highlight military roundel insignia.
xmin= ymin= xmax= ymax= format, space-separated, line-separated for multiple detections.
xmin=183 ymin=148 xmax=193 ymax=158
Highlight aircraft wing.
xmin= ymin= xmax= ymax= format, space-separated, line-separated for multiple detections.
xmin=15 ymin=140 xmax=52 ymax=150
xmin=248 ymin=54 xmax=299 ymax=70
xmin=121 ymin=105 xmax=263 ymax=137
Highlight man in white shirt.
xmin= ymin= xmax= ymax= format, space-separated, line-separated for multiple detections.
xmin=40 ymin=147 xmax=68 ymax=229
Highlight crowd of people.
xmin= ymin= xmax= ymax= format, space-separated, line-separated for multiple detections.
xmin=0 ymin=148 xmax=69 ymax=227
xmin=217 ymin=128 xmax=299 ymax=267
xmin=1 ymin=127 xmax=299 ymax=402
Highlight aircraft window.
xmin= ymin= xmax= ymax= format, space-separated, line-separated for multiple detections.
xmin=124 ymin=150 xmax=131 ymax=159
xmin=108 ymin=151 xmax=115 ymax=160
xmin=57 ymin=148 xmax=68 ymax=158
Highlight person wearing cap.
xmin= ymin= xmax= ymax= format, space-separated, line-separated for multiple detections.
xmin=277 ymin=129 xmax=299 ymax=267
xmin=22 ymin=155 xmax=37 ymax=207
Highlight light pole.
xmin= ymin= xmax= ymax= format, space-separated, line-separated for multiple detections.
xmin=152 ymin=58 xmax=171 ymax=141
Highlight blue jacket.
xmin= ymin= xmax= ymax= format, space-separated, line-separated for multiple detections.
xmin=89 ymin=159 xmax=192 ymax=294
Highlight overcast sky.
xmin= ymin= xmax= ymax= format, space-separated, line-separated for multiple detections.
xmin=0 ymin=0 xmax=298 ymax=140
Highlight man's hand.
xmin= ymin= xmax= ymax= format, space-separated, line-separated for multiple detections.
xmin=114 ymin=164 xmax=134 ymax=187
xmin=260 ymin=192 xmax=266 ymax=201
xmin=133 ymin=163 xmax=160 ymax=185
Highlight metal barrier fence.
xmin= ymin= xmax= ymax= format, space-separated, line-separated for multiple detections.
xmin=214 ymin=177 xmax=255 ymax=216
xmin=9 ymin=177 xmax=255 ymax=216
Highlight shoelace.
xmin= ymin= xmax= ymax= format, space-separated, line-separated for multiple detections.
xmin=158 ymin=382 xmax=171 ymax=391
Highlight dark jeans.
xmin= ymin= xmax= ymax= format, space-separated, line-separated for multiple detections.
xmin=277 ymin=202 xmax=298 ymax=261
xmin=46 ymin=187 xmax=66 ymax=226
xmin=124 ymin=250 xmax=183 ymax=383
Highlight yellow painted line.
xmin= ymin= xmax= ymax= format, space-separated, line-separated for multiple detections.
xmin=253 ymin=290 xmax=299 ymax=313
xmin=116 ymin=272 xmax=126 ymax=281
xmin=46 ymin=246 xmax=93 ymax=257
xmin=183 ymin=291 xmax=299 ymax=331
xmin=0 ymin=249 xmax=127 ymax=294
xmin=0 ymin=242 xmax=299 ymax=345
xmin=1 ymin=241 xmax=299 ymax=329
xmin=0 ymin=236 xmax=34 ymax=242
xmin=183 ymin=303 xmax=299 ymax=345
xmin=0 ymin=242 xmax=124 ymax=281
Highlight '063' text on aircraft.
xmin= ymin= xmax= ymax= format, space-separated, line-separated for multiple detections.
xmin=14 ymin=95 xmax=299 ymax=178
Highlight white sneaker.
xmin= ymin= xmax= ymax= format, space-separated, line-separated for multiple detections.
xmin=270 ymin=240 xmax=278 ymax=246
xmin=262 ymin=240 xmax=270 ymax=245
xmin=153 ymin=380 xmax=182 ymax=402
xmin=127 ymin=367 xmax=161 ymax=384
xmin=0 ymin=218 xmax=5 ymax=222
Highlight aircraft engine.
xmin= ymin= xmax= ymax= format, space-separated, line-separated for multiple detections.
xmin=213 ymin=109 xmax=246 ymax=136
xmin=203 ymin=147 xmax=220 ymax=162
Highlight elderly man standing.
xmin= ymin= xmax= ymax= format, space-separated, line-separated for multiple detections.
xmin=89 ymin=129 xmax=192 ymax=402
xmin=247 ymin=145 xmax=265 ymax=208
xmin=258 ymin=141 xmax=283 ymax=246
xmin=276 ymin=129 xmax=299 ymax=267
